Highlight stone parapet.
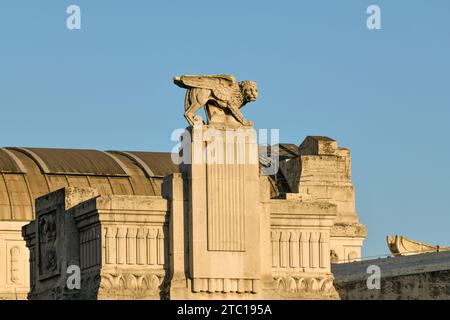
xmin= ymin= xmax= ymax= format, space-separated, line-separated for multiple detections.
xmin=267 ymin=200 xmax=338 ymax=299
xmin=333 ymin=251 xmax=450 ymax=299
xmin=22 ymin=187 xmax=169 ymax=300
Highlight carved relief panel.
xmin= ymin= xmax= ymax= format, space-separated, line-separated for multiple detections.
xmin=5 ymin=241 xmax=26 ymax=286
xmin=37 ymin=210 xmax=60 ymax=280
xmin=10 ymin=246 xmax=20 ymax=283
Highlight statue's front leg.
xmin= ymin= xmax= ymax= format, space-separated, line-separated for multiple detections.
xmin=228 ymin=105 xmax=251 ymax=126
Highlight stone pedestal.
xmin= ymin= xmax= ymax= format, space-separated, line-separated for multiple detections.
xmin=165 ymin=122 xmax=341 ymax=299
xmin=179 ymin=122 xmax=263 ymax=297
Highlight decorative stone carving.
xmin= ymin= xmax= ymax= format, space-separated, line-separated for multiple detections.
xmin=10 ymin=247 xmax=20 ymax=283
xmin=273 ymin=276 xmax=337 ymax=298
xmin=37 ymin=211 xmax=59 ymax=279
xmin=387 ymin=235 xmax=450 ymax=256
xmin=99 ymin=273 xmax=162 ymax=292
xmin=92 ymin=272 xmax=166 ymax=299
xmin=173 ymin=75 xmax=258 ymax=126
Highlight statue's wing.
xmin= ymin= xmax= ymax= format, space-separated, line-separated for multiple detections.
xmin=173 ymin=75 xmax=237 ymax=101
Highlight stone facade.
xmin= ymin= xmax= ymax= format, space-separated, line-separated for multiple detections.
xmin=22 ymin=119 xmax=354 ymax=299
xmin=1 ymin=131 xmax=366 ymax=299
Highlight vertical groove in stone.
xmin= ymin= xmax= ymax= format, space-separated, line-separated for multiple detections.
xmin=96 ymin=226 xmax=100 ymax=266
xmin=147 ymin=228 xmax=157 ymax=265
xmin=228 ymin=162 xmax=232 ymax=250
xmin=213 ymin=161 xmax=217 ymax=249
xmin=229 ymin=144 xmax=239 ymax=250
xmin=300 ymin=232 xmax=309 ymax=268
xmin=218 ymin=161 xmax=221 ymax=249
xmin=228 ymin=161 xmax=233 ymax=251
xmin=83 ymin=232 xmax=87 ymax=269
xmin=310 ymin=232 xmax=319 ymax=268
xmin=80 ymin=232 xmax=84 ymax=270
xmin=82 ymin=232 xmax=86 ymax=269
xmin=319 ymin=232 xmax=329 ymax=268
xmin=89 ymin=229 xmax=92 ymax=268
xmin=91 ymin=229 xmax=95 ymax=267
xmin=290 ymin=231 xmax=300 ymax=268
xmin=206 ymin=132 xmax=246 ymax=251
xmin=239 ymin=162 xmax=245 ymax=250
xmin=280 ymin=232 xmax=289 ymax=267
xmin=106 ymin=227 xmax=117 ymax=265
xmin=86 ymin=231 xmax=90 ymax=269
xmin=157 ymin=227 xmax=164 ymax=265
xmin=271 ymin=231 xmax=279 ymax=267
xmin=117 ymin=228 xmax=126 ymax=265
xmin=230 ymin=144 xmax=235 ymax=250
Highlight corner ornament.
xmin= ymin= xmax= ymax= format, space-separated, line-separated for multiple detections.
xmin=173 ymin=74 xmax=258 ymax=127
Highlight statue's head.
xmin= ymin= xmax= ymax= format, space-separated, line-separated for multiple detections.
xmin=239 ymin=81 xmax=258 ymax=102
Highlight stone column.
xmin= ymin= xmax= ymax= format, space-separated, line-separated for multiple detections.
xmin=163 ymin=172 xmax=189 ymax=299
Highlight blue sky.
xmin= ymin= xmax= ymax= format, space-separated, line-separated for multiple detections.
xmin=1 ymin=1 xmax=449 ymax=257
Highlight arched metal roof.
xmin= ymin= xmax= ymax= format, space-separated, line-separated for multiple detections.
xmin=0 ymin=147 xmax=179 ymax=221
xmin=109 ymin=151 xmax=179 ymax=177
